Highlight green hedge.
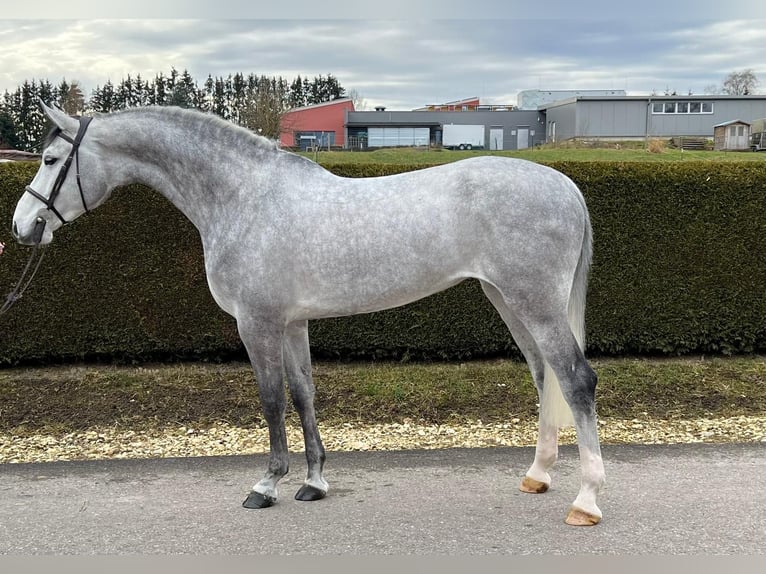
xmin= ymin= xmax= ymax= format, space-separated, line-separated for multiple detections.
xmin=1 ymin=160 xmax=765 ymax=365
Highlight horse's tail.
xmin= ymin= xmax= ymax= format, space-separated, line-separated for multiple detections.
xmin=540 ymin=193 xmax=592 ymax=428
xmin=568 ymin=197 xmax=592 ymax=354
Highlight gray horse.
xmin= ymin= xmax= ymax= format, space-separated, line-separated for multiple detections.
xmin=12 ymin=101 xmax=605 ymax=526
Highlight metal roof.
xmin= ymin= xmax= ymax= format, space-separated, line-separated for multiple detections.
xmin=540 ymin=94 xmax=766 ymax=111
xmin=713 ymin=119 xmax=751 ymax=127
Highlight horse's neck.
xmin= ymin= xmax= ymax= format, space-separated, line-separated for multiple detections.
xmin=106 ymin=110 xmax=271 ymax=235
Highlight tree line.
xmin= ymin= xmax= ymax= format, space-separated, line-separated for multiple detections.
xmin=0 ymin=68 xmax=346 ymax=152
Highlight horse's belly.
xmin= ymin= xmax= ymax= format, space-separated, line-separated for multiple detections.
xmin=289 ymin=273 xmax=466 ymax=321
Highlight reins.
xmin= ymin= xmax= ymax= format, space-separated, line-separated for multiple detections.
xmin=0 ymin=220 xmax=46 ymax=316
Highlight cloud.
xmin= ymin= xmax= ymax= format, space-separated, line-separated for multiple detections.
xmin=1 ymin=18 xmax=765 ymax=110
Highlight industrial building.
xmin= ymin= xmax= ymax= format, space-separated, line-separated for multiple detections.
xmin=277 ymin=93 xmax=766 ymax=151
xmin=279 ymin=97 xmax=354 ymax=150
xmin=543 ymin=94 xmax=766 ymax=143
xmin=344 ymin=108 xmax=545 ymax=151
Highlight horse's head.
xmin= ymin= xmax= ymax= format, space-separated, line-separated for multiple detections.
xmin=12 ymin=99 xmax=105 ymax=246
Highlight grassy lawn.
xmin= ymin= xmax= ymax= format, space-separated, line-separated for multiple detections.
xmin=1 ymin=356 xmax=765 ymax=434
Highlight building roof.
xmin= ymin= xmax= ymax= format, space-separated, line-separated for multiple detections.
xmin=0 ymin=149 xmax=40 ymax=162
xmin=412 ymin=97 xmax=480 ymax=111
xmin=540 ymin=94 xmax=766 ymax=111
xmin=285 ymin=97 xmax=354 ymax=114
xmin=714 ymin=119 xmax=750 ymax=127
xmin=345 ymin=108 xmax=534 ymax=127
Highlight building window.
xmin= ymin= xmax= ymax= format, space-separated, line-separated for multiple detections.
xmin=652 ymin=101 xmax=714 ymax=114
xmin=295 ymin=131 xmax=335 ymax=151
xmin=730 ymin=125 xmax=745 ymax=136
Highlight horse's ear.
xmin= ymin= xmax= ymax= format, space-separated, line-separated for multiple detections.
xmin=37 ymin=97 xmax=78 ymax=134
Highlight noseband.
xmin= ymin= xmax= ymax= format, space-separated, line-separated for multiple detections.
xmin=24 ymin=115 xmax=93 ymax=225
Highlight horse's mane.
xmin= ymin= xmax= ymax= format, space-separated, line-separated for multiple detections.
xmin=113 ymin=106 xmax=281 ymax=152
xmin=40 ymin=106 xmax=278 ymax=155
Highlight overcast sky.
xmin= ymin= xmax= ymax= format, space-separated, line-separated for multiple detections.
xmin=1 ymin=1 xmax=766 ymax=111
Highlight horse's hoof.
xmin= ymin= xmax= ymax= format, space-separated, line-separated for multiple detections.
xmin=242 ymin=491 xmax=276 ymax=509
xmin=295 ymin=484 xmax=327 ymax=502
xmin=565 ymin=506 xmax=601 ymax=526
xmin=519 ymin=476 xmax=549 ymax=494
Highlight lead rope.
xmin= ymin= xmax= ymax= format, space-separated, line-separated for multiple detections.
xmin=0 ymin=219 xmax=46 ymax=317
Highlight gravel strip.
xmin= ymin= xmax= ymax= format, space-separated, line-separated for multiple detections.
xmin=2 ymin=415 xmax=765 ymax=464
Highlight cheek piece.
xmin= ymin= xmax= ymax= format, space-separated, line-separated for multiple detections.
xmin=23 ymin=115 xmax=93 ymax=226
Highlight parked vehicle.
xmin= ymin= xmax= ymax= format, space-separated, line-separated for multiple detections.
xmin=750 ymin=118 xmax=766 ymax=151
xmin=442 ymin=124 xmax=485 ymax=150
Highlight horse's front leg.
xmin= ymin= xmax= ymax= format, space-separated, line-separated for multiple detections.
xmin=239 ymin=318 xmax=290 ymax=509
xmin=283 ymin=320 xmax=328 ymax=501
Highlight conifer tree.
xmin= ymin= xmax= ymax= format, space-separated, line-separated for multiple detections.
xmin=0 ymin=68 xmax=347 ymax=149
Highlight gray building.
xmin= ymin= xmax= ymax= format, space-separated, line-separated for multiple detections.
xmin=344 ymin=109 xmax=546 ymax=151
xmin=542 ymin=94 xmax=766 ymax=142
xmin=340 ymin=94 xmax=766 ymax=150
xmin=517 ymin=89 xmax=626 ymax=110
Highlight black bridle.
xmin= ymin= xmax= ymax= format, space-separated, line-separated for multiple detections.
xmin=24 ymin=115 xmax=93 ymax=225
xmin=1 ymin=115 xmax=92 ymax=317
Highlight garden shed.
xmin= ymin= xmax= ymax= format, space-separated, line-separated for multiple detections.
xmin=713 ymin=120 xmax=751 ymax=150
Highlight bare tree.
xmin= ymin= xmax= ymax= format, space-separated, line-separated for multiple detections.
xmin=703 ymin=83 xmax=720 ymax=95
xmin=722 ymin=69 xmax=760 ymax=95
xmin=239 ymin=80 xmax=288 ymax=140
xmin=348 ymin=88 xmax=367 ymax=111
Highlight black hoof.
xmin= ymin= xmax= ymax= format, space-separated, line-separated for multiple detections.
xmin=295 ymin=485 xmax=327 ymax=502
xmin=242 ymin=491 xmax=276 ymax=509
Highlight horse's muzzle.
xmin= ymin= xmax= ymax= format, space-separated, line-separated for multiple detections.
xmin=12 ymin=218 xmax=47 ymax=246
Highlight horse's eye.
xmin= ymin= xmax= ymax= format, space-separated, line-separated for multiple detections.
xmin=43 ymin=156 xmax=57 ymax=166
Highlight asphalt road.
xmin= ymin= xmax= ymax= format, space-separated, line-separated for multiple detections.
xmin=0 ymin=443 xmax=764 ymax=555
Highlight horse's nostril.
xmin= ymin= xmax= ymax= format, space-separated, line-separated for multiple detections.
xmin=12 ymin=221 xmax=19 ymax=239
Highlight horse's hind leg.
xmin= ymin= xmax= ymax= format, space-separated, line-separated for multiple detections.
xmin=238 ymin=318 xmax=291 ymax=509
xmin=283 ymin=320 xmax=328 ymax=501
xmin=484 ymin=281 xmax=604 ymax=524
xmin=522 ymin=318 xmax=605 ymax=525
xmin=480 ymin=281 xmax=559 ymax=494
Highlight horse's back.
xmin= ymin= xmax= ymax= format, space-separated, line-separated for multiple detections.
xmin=276 ymin=154 xmax=587 ymax=263
xmin=364 ymin=155 xmax=586 ymax=234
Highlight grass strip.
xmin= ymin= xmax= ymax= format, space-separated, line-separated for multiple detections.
xmin=1 ymin=356 xmax=765 ymax=435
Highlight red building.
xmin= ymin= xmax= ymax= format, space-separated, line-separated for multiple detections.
xmin=279 ymin=98 xmax=354 ymax=150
